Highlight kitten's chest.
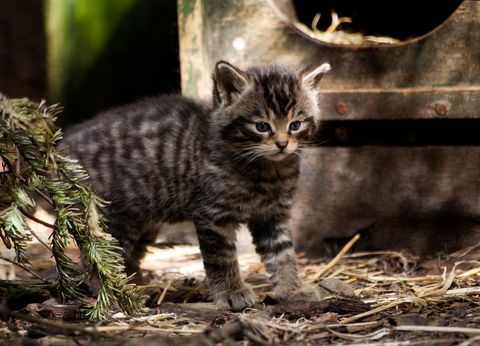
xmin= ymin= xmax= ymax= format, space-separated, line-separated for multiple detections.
xmin=203 ymin=159 xmax=300 ymax=220
xmin=230 ymin=176 xmax=297 ymax=217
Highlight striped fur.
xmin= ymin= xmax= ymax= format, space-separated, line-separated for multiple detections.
xmin=61 ymin=61 xmax=330 ymax=310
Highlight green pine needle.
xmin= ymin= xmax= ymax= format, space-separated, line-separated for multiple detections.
xmin=0 ymin=94 xmax=144 ymax=320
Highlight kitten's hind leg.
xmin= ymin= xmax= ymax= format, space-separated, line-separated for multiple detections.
xmin=195 ymin=222 xmax=257 ymax=311
xmin=109 ymin=219 xmax=161 ymax=284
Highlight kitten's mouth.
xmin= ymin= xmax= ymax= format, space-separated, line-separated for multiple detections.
xmin=265 ymin=151 xmax=291 ymax=161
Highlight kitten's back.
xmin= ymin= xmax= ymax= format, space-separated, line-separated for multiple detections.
xmin=61 ymin=95 xmax=210 ymax=210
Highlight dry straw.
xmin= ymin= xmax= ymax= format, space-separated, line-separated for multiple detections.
xmin=4 ymin=232 xmax=480 ymax=344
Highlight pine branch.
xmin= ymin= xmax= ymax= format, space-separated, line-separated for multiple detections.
xmin=0 ymin=94 xmax=143 ymax=320
xmin=18 ymin=207 xmax=54 ymax=229
xmin=0 ymin=257 xmax=48 ymax=283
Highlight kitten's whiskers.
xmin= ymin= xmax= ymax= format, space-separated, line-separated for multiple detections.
xmin=298 ymin=137 xmax=333 ymax=147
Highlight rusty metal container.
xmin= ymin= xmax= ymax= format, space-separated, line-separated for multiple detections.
xmin=177 ymin=0 xmax=480 ymax=256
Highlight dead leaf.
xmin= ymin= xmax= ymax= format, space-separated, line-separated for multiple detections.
xmin=311 ymin=312 xmax=338 ymax=323
xmin=319 ymin=278 xmax=356 ymax=297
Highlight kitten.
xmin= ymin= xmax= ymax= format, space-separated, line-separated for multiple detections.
xmin=61 ymin=61 xmax=331 ymax=310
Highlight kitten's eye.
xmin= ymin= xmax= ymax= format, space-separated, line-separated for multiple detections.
xmin=255 ymin=122 xmax=271 ymax=132
xmin=289 ymin=121 xmax=301 ymax=131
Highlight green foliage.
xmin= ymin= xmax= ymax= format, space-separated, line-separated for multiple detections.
xmin=47 ymin=0 xmax=136 ymax=102
xmin=0 ymin=95 xmax=143 ymax=320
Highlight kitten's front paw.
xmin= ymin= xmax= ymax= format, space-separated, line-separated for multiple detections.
xmin=275 ymin=284 xmax=327 ymax=302
xmin=215 ymin=286 xmax=257 ymax=311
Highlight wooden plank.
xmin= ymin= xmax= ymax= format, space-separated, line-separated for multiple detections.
xmin=317 ymin=87 xmax=480 ymax=120
xmin=177 ymin=0 xmax=209 ymax=98
xmin=177 ymin=0 xmax=480 ymax=256
xmin=178 ymin=0 xmax=480 ymax=107
xmin=290 ymin=145 xmax=480 ymax=256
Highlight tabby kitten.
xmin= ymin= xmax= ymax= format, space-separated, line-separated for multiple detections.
xmin=61 ymin=61 xmax=331 ymax=310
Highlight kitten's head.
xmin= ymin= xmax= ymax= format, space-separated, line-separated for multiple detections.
xmin=212 ymin=61 xmax=330 ymax=163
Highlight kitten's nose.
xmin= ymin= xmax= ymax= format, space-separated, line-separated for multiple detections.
xmin=275 ymin=141 xmax=288 ymax=150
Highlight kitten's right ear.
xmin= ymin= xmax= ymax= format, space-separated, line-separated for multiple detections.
xmin=213 ymin=61 xmax=251 ymax=107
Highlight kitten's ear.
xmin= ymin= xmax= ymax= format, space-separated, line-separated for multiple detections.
xmin=300 ymin=62 xmax=331 ymax=90
xmin=213 ymin=61 xmax=251 ymax=106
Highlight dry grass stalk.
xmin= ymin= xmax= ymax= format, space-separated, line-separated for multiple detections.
xmin=3 ymin=223 xmax=480 ymax=344
xmin=316 ymin=233 xmax=361 ymax=279
xmin=292 ymin=10 xmax=401 ymax=45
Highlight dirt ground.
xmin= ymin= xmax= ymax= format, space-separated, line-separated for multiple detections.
xmin=1 ymin=210 xmax=480 ymax=345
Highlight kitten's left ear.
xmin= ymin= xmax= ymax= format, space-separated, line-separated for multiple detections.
xmin=213 ymin=61 xmax=251 ymax=106
xmin=300 ymin=62 xmax=331 ymax=90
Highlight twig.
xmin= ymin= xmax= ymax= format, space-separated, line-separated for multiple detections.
xmin=394 ymin=325 xmax=480 ymax=335
xmin=457 ymin=265 xmax=480 ymax=278
xmin=316 ymin=233 xmax=361 ymax=279
xmin=0 ymin=256 xmax=49 ymax=283
xmin=15 ymin=146 xmax=21 ymax=174
xmin=18 ymin=207 xmax=52 ymax=251
xmin=0 ymin=150 xmax=55 ymax=208
xmin=348 ymin=338 xmax=464 ymax=346
xmin=31 ymin=186 xmax=56 ymax=208
xmin=445 ymin=286 xmax=480 ymax=296
xmin=325 ymin=321 xmax=382 ymax=332
xmin=324 ymin=324 xmax=480 ymax=341
xmin=157 ymin=277 xmax=173 ymax=306
xmin=449 ymin=240 xmax=480 ymax=259
xmin=0 ymin=228 xmax=11 ymax=248
xmin=91 ymin=325 xmax=204 ymax=334
xmin=326 ymin=325 xmax=390 ymax=340
xmin=19 ymin=207 xmax=54 ymax=229
xmin=349 ymin=274 xmax=441 ymax=283
xmin=340 ymin=298 xmax=413 ymax=324
xmin=3 ymin=175 xmax=55 ymax=212
xmin=344 ymin=250 xmax=414 ymax=272
xmin=459 ymin=335 xmax=480 ymax=346
xmin=0 ymin=304 xmax=125 ymax=341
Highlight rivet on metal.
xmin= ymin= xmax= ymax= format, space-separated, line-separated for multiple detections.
xmin=336 ymin=101 xmax=349 ymax=116
xmin=434 ymin=102 xmax=449 ymax=116
xmin=334 ymin=127 xmax=349 ymax=143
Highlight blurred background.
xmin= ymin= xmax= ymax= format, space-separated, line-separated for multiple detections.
xmin=1 ymin=0 xmax=480 ymax=257
xmin=0 ymin=0 xmax=180 ymax=126
xmin=0 ymin=0 xmax=464 ymax=125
